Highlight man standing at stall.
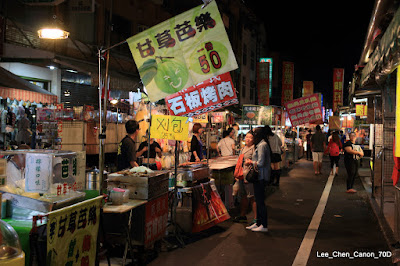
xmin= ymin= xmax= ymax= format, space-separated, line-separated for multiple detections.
xmin=310 ymin=125 xmax=326 ymax=175
xmin=117 ymin=120 xmax=140 ymax=171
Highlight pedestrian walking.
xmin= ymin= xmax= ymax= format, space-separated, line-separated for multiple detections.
xmin=265 ymin=125 xmax=283 ymax=186
xmin=232 ymin=131 xmax=256 ymax=224
xmin=306 ymin=129 xmax=312 ymax=160
xmin=310 ymin=125 xmax=326 ymax=175
xmin=343 ymin=132 xmax=364 ymax=193
xmin=326 ymin=131 xmax=342 ymax=176
xmin=245 ymin=127 xmax=270 ymax=232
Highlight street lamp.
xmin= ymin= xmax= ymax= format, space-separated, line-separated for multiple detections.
xmin=38 ymin=15 xmax=69 ymax=39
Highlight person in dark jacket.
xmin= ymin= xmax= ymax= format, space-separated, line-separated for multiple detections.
xmin=190 ymin=123 xmax=204 ymax=162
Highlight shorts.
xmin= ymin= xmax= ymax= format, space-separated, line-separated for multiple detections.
xmin=312 ymin=152 xmax=324 ymax=163
xmin=238 ymin=179 xmax=254 ymax=200
xmin=329 ymin=155 xmax=340 ymax=168
xmin=271 ymin=153 xmax=282 ymax=163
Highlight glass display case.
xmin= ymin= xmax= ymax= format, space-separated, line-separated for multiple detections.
xmin=0 ymin=220 xmax=25 ymax=265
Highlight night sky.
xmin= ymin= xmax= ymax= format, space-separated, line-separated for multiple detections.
xmin=247 ymin=0 xmax=375 ymax=107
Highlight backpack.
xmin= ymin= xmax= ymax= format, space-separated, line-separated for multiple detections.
xmin=329 ymin=141 xmax=340 ymax=156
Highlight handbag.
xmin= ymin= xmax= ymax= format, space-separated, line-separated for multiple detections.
xmin=246 ymin=164 xmax=259 ymax=183
xmin=234 ymin=153 xmax=244 ymax=180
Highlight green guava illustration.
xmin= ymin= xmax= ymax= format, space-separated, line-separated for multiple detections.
xmin=189 ymin=41 xmax=229 ymax=75
xmin=138 ymin=57 xmax=188 ymax=94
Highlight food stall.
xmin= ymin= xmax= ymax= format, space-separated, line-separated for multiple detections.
xmin=0 ymin=149 xmax=103 ymax=266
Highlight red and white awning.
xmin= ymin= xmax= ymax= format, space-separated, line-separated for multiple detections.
xmin=0 ymin=87 xmax=58 ymax=104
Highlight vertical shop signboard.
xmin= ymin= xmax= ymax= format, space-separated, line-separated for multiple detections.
xmin=47 ymin=196 xmax=102 ymax=266
xmin=144 ymin=194 xmax=168 ymax=247
xmin=355 ymin=104 xmax=367 ymax=117
xmin=303 ymin=81 xmax=314 ymax=97
xmin=333 ymin=68 xmax=344 ymax=112
xmin=282 ymin=61 xmax=294 ymax=105
xmin=257 ymin=62 xmax=270 ymax=106
xmin=127 ymin=1 xmax=238 ymax=102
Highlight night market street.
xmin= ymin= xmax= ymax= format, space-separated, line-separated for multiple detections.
xmin=146 ymin=158 xmax=391 ymax=266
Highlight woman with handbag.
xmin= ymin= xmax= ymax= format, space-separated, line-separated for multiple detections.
xmin=245 ymin=127 xmax=271 ymax=232
xmin=232 ymin=131 xmax=256 ymax=224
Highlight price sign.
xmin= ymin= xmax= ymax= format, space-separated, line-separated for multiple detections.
xmin=25 ymin=153 xmax=52 ymax=193
xmin=150 ymin=115 xmax=189 ymax=141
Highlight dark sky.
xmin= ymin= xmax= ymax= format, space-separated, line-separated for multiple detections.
xmin=247 ymin=0 xmax=375 ymax=106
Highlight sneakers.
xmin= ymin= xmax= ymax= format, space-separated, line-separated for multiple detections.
xmin=232 ymin=216 xmax=248 ymax=223
xmin=246 ymin=223 xmax=258 ymax=230
xmin=251 ymin=225 xmax=268 ymax=232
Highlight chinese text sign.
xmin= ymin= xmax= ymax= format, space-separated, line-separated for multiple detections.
xmin=333 ymin=68 xmax=344 ymax=112
xmin=145 ymin=194 xmax=168 ymax=246
xmin=284 ymin=93 xmax=323 ymax=126
xmin=127 ymin=1 xmax=238 ymax=102
xmin=165 ymin=72 xmax=238 ymax=117
xmin=47 ymin=196 xmax=102 ymax=266
xmin=282 ymin=61 xmax=294 ymax=105
xmin=25 ymin=153 xmax=52 ymax=193
xmin=257 ymin=62 xmax=270 ymax=106
xmin=150 ymin=114 xmax=189 ymax=141
xmin=303 ymin=81 xmax=314 ymax=97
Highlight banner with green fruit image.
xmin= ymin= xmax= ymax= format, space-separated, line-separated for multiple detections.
xmin=127 ymin=1 xmax=238 ymax=102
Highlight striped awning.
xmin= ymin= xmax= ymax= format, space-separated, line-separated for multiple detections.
xmin=0 ymin=87 xmax=58 ymax=104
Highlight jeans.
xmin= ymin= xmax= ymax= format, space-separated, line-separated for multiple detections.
xmin=345 ymin=159 xmax=359 ymax=190
xmin=253 ymin=179 xmax=268 ymax=227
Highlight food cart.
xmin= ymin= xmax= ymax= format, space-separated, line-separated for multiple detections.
xmin=0 ymin=149 xmax=103 ymax=266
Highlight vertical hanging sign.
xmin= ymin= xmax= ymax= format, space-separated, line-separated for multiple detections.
xmin=333 ymin=68 xmax=344 ymax=112
xmin=282 ymin=62 xmax=294 ymax=105
xmin=302 ymin=81 xmax=314 ymax=97
xmin=257 ymin=62 xmax=270 ymax=106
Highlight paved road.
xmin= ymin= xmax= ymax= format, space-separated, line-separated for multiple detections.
xmin=148 ymin=158 xmax=392 ymax=266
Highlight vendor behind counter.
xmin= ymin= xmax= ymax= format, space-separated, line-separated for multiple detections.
xmin=136 ymin=130 xmax=162 ymax=170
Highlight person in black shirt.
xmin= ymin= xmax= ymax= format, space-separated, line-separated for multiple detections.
xmin=117 ymin=120 xmax=140 ymax=171
xmin=343 ymin=132 xmax=364 ymax=193
xmin=190 ymin=123 xmax=204 ymax=162
xmin=136 ymin=130 xmax=162 ymax=170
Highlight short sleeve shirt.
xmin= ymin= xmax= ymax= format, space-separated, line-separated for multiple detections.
xmin=138 ymin=141 xmax=161 ymax=158
xmin=117 ymin=135 xmax=137 ymax=170
xmin=218 ymin=137 xmax=235 ymax=156
xmin=311 ymin=131 xmax=326 ymax=152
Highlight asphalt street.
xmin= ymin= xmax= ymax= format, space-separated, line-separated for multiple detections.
xmin=148 ymin=157 xmax=392 ymax=266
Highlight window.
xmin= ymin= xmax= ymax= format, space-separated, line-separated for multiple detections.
xmin=242 ymin=76 xmax=246 ymax=98
xmin=242 ymin=44 xmax=247 ymax=66
xmin=250 ymin=51 xmax=255 ymax=71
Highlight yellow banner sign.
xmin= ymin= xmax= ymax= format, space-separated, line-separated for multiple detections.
xmin=356 ymin=104 xmax=367 ymax=117
xmin=47 ymin=196 xmax=102 ymax=266
xmin=127 ymin=1 xmax=238 ymax=102
xmin=150 ymin=114 xmax=189 ymax=141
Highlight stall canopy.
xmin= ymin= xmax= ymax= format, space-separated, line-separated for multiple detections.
xmin=0 ymin=66 xmax=57 ymax=103
xmin=361 ymin=7 xmax=400 ymax=87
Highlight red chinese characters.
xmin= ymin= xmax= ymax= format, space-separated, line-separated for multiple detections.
xmin=282 ymin=62 xmax=294 ymax=105
xmin=333 ymin=68 xmax=344 ymax=112
xmin=165 ymin=72 xmax=239 ymax=117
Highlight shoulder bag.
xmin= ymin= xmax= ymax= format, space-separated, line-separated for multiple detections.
xmin=246 ymin=164 xmax=259 ymax=183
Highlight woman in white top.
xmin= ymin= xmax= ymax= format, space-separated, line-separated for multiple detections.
xmin=218 ymin=127 xmax=236 ymax=156
xmin=265 ymin=125 xmax=283 ymax=186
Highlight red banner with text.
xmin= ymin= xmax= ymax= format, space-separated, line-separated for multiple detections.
xmin=284 ymin=93 xmax=323 ymax=126
xmin=333 ymin=68 xmax=344 ymax=112
xmin=257 ymin=62 xmax=270 ymax=106
xmin=282 ymin=62 xmax=294 ymax=105
xmin=165 ymin=72 xmax=238 ymax=117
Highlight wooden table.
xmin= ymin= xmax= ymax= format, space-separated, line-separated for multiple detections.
xmin=103 ymin=199 xmax=147 ymax=265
